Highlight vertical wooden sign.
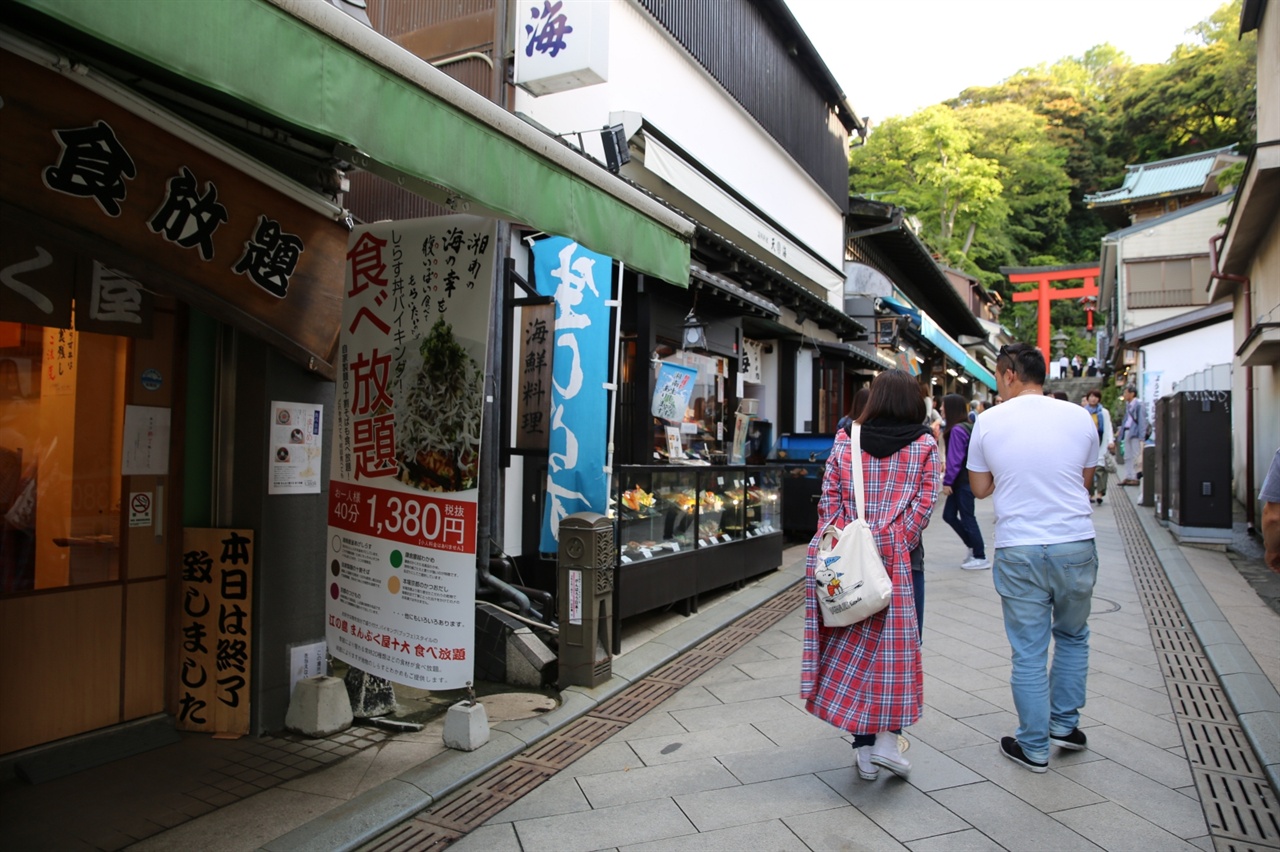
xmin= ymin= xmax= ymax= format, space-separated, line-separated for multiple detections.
xmin=514 ymin=302 xmax=554 ymax=450
xmin=176 ymin=528 xmax=254 ymax=735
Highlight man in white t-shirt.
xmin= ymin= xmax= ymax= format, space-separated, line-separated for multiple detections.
xmin=967 ymin=343 xmax=1100 ymax=773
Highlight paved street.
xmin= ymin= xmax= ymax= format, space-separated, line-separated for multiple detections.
xmin=430 ymin=487 xmax=1279 ymax=852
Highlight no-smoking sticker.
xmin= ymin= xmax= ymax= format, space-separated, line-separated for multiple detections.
xmin=129 ymin=492 xmax=153 ymax=528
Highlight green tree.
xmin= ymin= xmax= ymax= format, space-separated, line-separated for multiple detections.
xmin=1106 ymin=0 xmax=1255 ymax=163
xmin=959 ymin=102 xmax=1072 ymax=270
xmin=849 ymin=106 xmax=1006 ymax=264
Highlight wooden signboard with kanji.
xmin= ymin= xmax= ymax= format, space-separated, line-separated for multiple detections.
xmin=515 ymin=301 xmax=555 ymax=450
xmin=0 ymin=47 xmax=347 ymax=375
xmin=176 ymin=528 xmax=254 ymax=735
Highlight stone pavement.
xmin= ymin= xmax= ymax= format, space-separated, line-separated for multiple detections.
xmin=382 ymin=486 xmax=1280 ymax=852
xmin=15 ymin=482 xmax=1274 ymax=851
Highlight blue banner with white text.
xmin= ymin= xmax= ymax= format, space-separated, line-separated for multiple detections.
xmin=532 ymin=237 xmax=613 ymax=551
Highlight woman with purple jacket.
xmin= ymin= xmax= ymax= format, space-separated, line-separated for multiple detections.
xmin=941 ymin=394 xmax=988 ymax=570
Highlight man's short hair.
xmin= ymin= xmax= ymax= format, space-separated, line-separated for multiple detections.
xmin=1124 ymin=384 xmax=1137 ymax=395
xmin=997 ymin=342 xmax=1046 ymax=385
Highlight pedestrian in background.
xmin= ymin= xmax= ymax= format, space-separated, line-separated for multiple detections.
xmin=1058 ymin=355 xmax=1069 ymax=379
xmin=1260 ymin=446 xmax=1280 ymax=574
xmin=967 ymin=343 xmax=1099 ymax=773
xmin=1082 ymin=389 xmax=1114 ymax=505
xmin=940 ymin=394 xmax=988 ymax=570
xmin=801 ymin=370 xmax=939 ymax=782
xmin=836 ymin=387 xmax=870 ymax=436
xmin=1116 ymin=385 xmax=1145 ymax=485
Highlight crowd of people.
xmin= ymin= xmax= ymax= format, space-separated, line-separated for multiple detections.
xmin=801 ymin=344 xmax=1268 ymax=783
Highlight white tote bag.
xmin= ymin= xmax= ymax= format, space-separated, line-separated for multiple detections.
xmin=814 ymin=425 xmax=893 ymax=627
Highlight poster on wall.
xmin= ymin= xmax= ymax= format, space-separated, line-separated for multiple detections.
xmin=269 ymin=401 xmax=323 ymax=494
xmin=325 ymin=215 xmax=496 ymax=688
xmin=651 ymin=361 xmax=698 ymax=421
xmin=121 ymin=405 xmax=171 ymax=475
xmin=531 ymin=237 xmax=614 ymax=553
xmin=176 ymin=528 xmax=254 ymax=735
xmin=1142 ymin=369 xmax=1163 ymax=434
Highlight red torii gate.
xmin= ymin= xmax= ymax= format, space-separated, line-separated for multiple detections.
xmin=1005 ymin=263 xmax=1101 ymax=367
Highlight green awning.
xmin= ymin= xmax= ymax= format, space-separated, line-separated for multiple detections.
xmin=16 ymin=0 xmax=692 ymax=285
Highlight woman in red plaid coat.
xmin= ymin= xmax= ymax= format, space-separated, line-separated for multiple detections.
xmin=801 ymin=370 xmax=940 ymax=781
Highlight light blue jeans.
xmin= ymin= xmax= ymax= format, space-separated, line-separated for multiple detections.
xmin=992 ymin=539 xmax=1098 ymax=763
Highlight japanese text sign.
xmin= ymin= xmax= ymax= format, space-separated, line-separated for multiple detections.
xmin=0 ymin=47 xmax=346 ymax=373
xmin=177 ymin=528 xmax=254 ymax=735
xmin=531 ymin=237 xmax=615 ymax=552
xmin=651 ymin=361 xmax=698 ymax=421
xmin=513 ymin=0 xmax=610 ymax=96
xmin=326 ymin=216 xmax=497 ymax=688
xmin=515 ymin=301 xmax=555 ymax=450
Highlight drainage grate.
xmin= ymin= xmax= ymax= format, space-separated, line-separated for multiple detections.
xmin=361 ymin=819 xmax=460 ymax=852
xmin=1160 ymin=651 xmax=1219 ymax=685
xmin=422 ymin=785 xmax=521 ymax=833
xmin=515 ymin=716 xmax=624 ymax=771
xmin=1194 ymin=772 xmax=1280 ymax=847
xmin=1150 ymin=626 xmax=1201 ymax=654
xmin=696 ymin=627 xmax=762 ymax=656
xmin=649 ymin=650 xmax=726 ymax=685
xmin=1181 ymin=719 xmax=1263 ymax=777
xmin=589 ymin=681 xmax=681 ymax=723
xmin=1112 ymin=493 xmax=1280 ymax=851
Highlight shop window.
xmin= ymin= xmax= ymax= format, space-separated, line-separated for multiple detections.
xmin=1 ymin=321 xmax=128 ymax=593
xmin=652 ymin=347 xmax=730 ymax=462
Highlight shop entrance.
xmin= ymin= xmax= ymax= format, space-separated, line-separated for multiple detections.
xmin=0 ymin=304 xmax=179 ymax=756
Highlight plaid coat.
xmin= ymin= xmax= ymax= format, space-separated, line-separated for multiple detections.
xmin=800 ymin=431 xmax=939 ymax=734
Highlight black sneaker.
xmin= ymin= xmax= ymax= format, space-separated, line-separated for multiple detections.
xmin=1000 ymin=737 xmax=1047 ymax=773
xmin=1050 ymin=728 xmax=1088 ymax=750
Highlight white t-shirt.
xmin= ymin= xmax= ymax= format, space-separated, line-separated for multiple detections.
xmin=967 ymin=393 xmax=1099 ymax=548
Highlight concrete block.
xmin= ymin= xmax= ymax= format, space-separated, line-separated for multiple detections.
xmin=443 ymin=700 xmax=490 ymax=751
xmin=506 ymin=627 xmax=555 ymax=687
xmin=343 ymin=667 xmax=396 ymax=718
xmin=285 ymin=676 xmax=353 ymax=737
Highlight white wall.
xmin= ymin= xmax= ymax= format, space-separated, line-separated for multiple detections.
xmin=794 ymin=351 xmax=814 ymax=432
xmin=513 ymin=0 xmax=844 ymax=286
xmin=1140 ymin=321 xmax=1233 ymax=404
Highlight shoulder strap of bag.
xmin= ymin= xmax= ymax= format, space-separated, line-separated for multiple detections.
xmin=847 ymin=424 xmax=868 ymax=520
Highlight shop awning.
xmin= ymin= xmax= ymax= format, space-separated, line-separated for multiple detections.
xmin=920 ymin=315 xmax=997 ymax=391
xmin=14 ymin=0 xmax=692 ymax=286
xmin=879 ymin=296 xmax=921 ymax=326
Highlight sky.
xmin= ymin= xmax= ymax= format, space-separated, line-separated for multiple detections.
xmin=785 ymin=0 xmax=1230 ymax=125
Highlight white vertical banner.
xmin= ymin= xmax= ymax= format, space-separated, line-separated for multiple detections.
xmin=325 ymin=215 xmax=496 ymax=688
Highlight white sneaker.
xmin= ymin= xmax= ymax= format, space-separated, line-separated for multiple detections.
xmin=856 ymin=746 xmax=879 ymax=780
xmin=869 ymin=731 xmax=911 ymax=778
xmin=960 ymin=547 xmax=973 ymax=567
xmin=960 ymin=556 xmax=990 ymax=570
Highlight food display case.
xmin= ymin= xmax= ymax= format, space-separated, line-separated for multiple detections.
xmin=612 ymin=464 xmax=783 ymax=650
xmin=766 ymin=433 xmax=836 ymax=540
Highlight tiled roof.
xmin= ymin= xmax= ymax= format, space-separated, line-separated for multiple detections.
xmin=1084 ymin=145 xmax=1240 ymax=207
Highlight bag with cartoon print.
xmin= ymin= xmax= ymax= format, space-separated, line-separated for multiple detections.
xmin=813 ymin=425 xmax=893 ymax=627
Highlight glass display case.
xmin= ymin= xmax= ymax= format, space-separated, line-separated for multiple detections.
xmin=616 ymin=467 xmax=698 ymax=561
xmin=767 ymin=433 xmax=836 ymax=540
xmin=612 ymin=464 xmax=784 ymax=645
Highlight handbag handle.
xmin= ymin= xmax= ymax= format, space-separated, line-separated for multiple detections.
xmin=847 ymin=424 xmax=869 ymax=521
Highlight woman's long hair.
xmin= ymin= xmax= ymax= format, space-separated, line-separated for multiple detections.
xmin=942 ymin=393 xmax=968 ymax=445
xmin=857 ymin=370 xmax=926 ymax=426
xmin=848 ymin=387 xmax=870 ymax=421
